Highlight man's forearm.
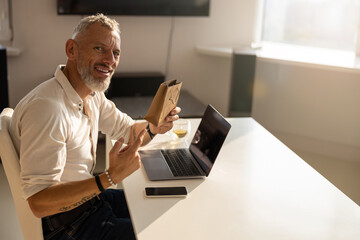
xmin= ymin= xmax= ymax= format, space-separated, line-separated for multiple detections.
xmin=130 ymin=122 xmax=152 ymax=146
xmin=28 ymin=173 xmax=110 ymax=218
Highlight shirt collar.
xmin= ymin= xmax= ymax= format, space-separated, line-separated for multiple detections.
xmin=55 ymin=65 xmax=84 ymax=109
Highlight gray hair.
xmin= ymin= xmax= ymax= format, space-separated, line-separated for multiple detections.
xmin=72 ymin=13 xmax=120 ymax=40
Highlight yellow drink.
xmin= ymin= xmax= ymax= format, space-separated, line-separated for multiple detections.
xmin=173 ymin=129 xmax=188 ymax=138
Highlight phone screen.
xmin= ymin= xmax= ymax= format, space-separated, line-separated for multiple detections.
xmin=145 ymin=187 xmax=187 ymax=197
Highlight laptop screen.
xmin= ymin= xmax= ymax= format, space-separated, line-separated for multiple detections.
xmin=189 ymin=105 xmax=231 ymax=176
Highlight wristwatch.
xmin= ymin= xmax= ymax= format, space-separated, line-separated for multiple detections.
xmin=146 ymin=122 xmax=156 ymax=139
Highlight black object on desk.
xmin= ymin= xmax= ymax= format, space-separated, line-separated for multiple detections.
xmin=111 ymin=90 xmax=206 ymax=119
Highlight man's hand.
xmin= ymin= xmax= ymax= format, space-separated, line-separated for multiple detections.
xmin=150 ymin=106 xmax=181 ymax=134
xmin=108 ymin=129 xmax=146 ymax=184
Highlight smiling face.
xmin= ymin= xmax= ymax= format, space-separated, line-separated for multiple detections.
xmin=74 ymin=22 xmax=121 ymax=92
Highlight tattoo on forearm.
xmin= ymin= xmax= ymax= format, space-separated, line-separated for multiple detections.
xmin=59 ymin=193 xmax=97 ymax=212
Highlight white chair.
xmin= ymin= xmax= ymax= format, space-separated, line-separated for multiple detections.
xmin=0 ymin=108 xmax=43 ymax=240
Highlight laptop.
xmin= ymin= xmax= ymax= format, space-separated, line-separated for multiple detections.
xmin=140 ymin=104 xmax=231 ymax=181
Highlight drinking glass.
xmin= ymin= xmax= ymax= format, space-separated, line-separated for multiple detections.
xmin=171 ymin=118 xmax=191 ymax=143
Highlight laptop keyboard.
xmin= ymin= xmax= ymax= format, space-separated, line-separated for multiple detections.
xmin=161 ymin=149 xmax=201 ymax=177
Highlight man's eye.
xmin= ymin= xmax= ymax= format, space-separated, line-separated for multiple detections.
xmin=94 ymin=47 xmax=103 ymax=51
xmin=113 ymin=51 xmax=120 ymax=58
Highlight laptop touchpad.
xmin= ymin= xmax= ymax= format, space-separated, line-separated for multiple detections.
xmin=140 ymin=150 xmax=173 ymax=180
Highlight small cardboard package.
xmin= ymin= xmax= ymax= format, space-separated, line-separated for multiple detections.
xmin=144 ymin=79 xmax=182 ymax=126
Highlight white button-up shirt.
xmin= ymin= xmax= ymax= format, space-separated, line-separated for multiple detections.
xmin=10 ymin=65 xmax=134 ymax=199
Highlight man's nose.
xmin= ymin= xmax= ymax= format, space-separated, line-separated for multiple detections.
xmin=103 ymin=50 xmax=117 ymax=65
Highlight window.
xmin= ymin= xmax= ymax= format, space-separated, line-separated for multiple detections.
xmin=261 ymin=0 xmax=360 ymax=54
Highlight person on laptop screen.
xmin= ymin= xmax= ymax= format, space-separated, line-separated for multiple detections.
xmin=9 ymin=14 xmax=180 ymax=240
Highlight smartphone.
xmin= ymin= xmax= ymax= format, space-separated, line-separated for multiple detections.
xmin=145 ymin=187 xmax=188 ymax=198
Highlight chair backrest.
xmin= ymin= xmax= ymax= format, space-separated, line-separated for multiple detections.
xmin=0 ymin=108 xmax=43 ymax=240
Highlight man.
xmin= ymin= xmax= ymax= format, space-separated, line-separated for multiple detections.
xmin=9 ymin=14 xmax=180 ymax=240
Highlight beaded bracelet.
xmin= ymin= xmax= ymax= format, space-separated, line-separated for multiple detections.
xmin=105 ymin=170 xmax=116 ymax=186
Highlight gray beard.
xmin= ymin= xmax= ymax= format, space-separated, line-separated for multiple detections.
xmin=77 ymin=64 xmax=111 ymax=93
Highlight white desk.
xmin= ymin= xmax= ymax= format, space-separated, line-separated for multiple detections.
xmin=119 ymin=118 xmax=360 ymax=239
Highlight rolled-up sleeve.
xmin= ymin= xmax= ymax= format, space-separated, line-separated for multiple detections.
xmin=19 ymin=99 xmax=67 ymax=199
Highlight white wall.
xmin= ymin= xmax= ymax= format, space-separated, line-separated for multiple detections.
xmin=167 ymin=0 xmax=258 ymax=114
xmin=7 ymin=0 xmax=258 ymax=117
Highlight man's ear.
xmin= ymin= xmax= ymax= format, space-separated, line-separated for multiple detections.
xmin=65 ymin=39 xmax=77 ymax=60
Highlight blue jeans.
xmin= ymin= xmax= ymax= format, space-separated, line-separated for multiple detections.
xmin=42 ymin=189 xmax=136 ymax=240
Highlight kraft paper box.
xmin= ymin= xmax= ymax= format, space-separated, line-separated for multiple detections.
xmin=144 ymin=79 xmax=182 ymax=127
